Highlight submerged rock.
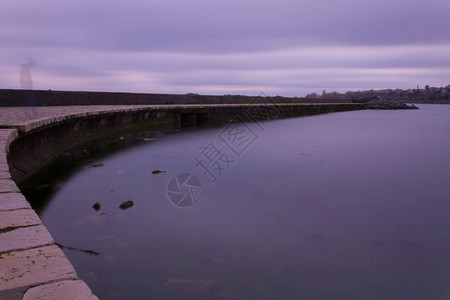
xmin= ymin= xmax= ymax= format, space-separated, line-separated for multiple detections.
xmin=213 ymin=257 xmax=225 ymax=263
xmin=152 ymin=170 xmax=166 ymax=174
xmin=119 ymin=200 xmax=134 ymax=209
xmin=217 ymin=291 xmax=235 ymax=300
xmin=92 ymin=202 xmax=101 ymax=211
xmin=365 ymin=98 xmax=418 ymax=109
xmin=161 ymin=278 xmax=217 ymax=295
xmin=35 ymin=183 xmax=61 ymax=191
xmin=54 ymin=152 xmax=73 ymax=167
xmin=56 ymin=243 xmax=100 ymax=255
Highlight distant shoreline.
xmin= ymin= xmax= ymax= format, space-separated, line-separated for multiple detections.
xmin=400 ymin=100 xmax=450 ymax=105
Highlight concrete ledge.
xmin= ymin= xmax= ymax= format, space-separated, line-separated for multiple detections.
xmin=0 ymin=103 xmax=364 ymax=133
xmin=0 ymin=128 xmax=18 ymax=150
xmin=0 ymin=129 xmax=17 ymax=176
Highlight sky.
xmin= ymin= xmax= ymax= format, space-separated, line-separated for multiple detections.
xmin=1 ymin=0 xmax=450 ymax=97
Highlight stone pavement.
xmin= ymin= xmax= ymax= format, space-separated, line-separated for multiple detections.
xmin=0 ymin=105 xmax=162 ymax=133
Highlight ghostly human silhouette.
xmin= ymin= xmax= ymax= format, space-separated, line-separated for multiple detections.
xmin=20 ymin=59 xmax=37 ymax=107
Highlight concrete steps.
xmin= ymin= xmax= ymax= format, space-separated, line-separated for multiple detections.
xmin=0 ymin=128 xmax=97 ymax=300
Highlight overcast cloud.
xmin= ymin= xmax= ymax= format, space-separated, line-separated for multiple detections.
xmin=1 ymin=0 xmax=449 ymax=96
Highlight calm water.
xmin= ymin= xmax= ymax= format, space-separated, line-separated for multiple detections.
xmin=33 ymin=105 xmax=450 ymax=299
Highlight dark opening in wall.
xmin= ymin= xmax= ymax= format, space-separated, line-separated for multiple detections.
xmin=196 ymin=113 xmax=209 ymax=125
xmin=180 ymin=112 xmax=209 ymax=126
xmin=180 ymin=113 xmax=196 ymax=126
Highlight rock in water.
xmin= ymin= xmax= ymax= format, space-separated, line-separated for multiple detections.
xmin=119 ymin=201 xmax=134 ymax=209
xmin=365 ymin=97 xmax=418 ymax=109
xmin=161 ymin=278 xmax=217 ymax=295
xmin=152 ymin=170 xmax=166 ymax=174
xmin=92 ymin=202 xmax=101 ymax=211
xmin=91 ymin=163 xmax=104 ymax=168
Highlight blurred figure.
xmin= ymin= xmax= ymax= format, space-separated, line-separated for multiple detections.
xmin=20 ymin=59 xmax=37 ymax=116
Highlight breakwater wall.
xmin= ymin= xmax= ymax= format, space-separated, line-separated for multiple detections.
xmin=0 ymin=89 xmax=350 ymax=106
xmin=7 ymin=103 xmax=363 ymax=185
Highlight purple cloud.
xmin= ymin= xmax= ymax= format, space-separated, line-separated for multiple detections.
xmin=0 ymin=0 xmax=449 ymax=96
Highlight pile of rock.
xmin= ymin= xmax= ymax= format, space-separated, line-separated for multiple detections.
xmin=365 ymin=98 xmax=418 ymax=109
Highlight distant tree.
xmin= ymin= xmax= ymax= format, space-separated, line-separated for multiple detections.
xmin=425 ymin=85 xmax=430 ymax=90
xmin=306 ymin=92 xmax=318 ymax=98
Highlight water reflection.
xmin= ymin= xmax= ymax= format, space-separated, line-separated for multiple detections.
xmin=28 ymin=105 xmax=450 ymax=299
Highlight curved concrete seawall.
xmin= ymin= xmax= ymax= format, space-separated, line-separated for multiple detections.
xmin=0 ymin=103 xmax=364 ymax=299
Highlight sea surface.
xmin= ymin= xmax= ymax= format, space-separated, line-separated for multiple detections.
xmin=29 ymin=104 xmax=450 ymax=299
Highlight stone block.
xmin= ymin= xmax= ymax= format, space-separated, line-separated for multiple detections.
xmin=0 ymin=246 xmax=77 ymax=291
xmin=22 ymin=280 xmax=98 ymax=300
xmin=0 ymin=209 xmax=41 ymax=230
xmin=0 ymin=179 xmax=19 ymax=193
xmin=0 ymin=171 xmax=10 ymax=179
xmin=0 ymin=225 xmax=54 ymax=253
xmin=0 ymin=163 xmax=9 ymax=172
xmin=0 ymin=193 xmax=31 ymax=211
